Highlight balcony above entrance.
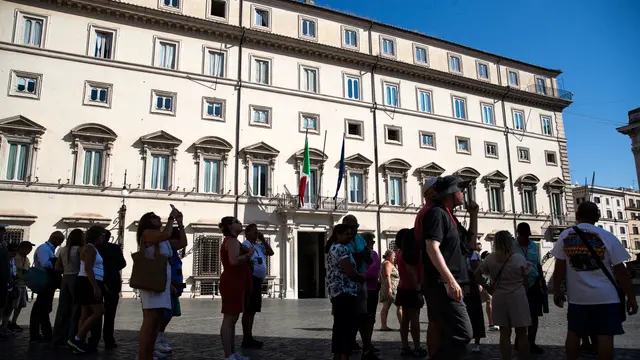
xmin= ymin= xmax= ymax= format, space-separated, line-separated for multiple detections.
xmin=276 ymin=194 xmax=347 ymax=215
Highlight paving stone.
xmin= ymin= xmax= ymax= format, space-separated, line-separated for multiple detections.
xmin=3 ymin=297 xmax=640 ymax=359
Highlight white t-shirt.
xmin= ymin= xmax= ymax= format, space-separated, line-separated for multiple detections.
xmin=551 ymin=223 xmax=630 ymax=305
xmin=243 ymin=240 xmax=267 ymax=279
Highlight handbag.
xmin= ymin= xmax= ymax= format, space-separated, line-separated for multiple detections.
xmin=488 ymin=253 xmax=513 ymax=295
xmin=572 ymin=226 xmax=627 ymax=322
xmin=129 ymin=243 xmax=168 ymax=293
xmin=24 ymin=251 xmax=50 ymax=294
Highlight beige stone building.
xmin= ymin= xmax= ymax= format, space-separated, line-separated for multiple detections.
xmin=0 ymin=0 xmax=573 ymax=298
xmin=622 ymin=190 xmax=640 ymax=253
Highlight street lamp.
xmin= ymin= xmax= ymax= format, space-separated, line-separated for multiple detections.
xmin=117 ymin=170 xmax=128 ymax=248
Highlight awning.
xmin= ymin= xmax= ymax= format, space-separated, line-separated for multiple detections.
xmin=0 ymin=210 xmax=37 ymax=224
xmin=62 ymin=213 xmax=111 ymax=227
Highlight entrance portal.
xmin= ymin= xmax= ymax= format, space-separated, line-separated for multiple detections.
xmin=297 ymin=231 xmax=326 ymax=299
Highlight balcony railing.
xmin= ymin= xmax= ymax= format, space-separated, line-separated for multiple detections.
xmin=524 ymin=84 xmax=573 ymax=101
xmin=276 ymin=194 xmax=347 ymax=212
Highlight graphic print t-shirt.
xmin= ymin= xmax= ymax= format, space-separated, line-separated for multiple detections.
xmin=551 ymin=223 xmax=630 ymax=305
xmin=326 ymin=243 xmax=358 ymax=298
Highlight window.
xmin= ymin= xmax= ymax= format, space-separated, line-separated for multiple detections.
xmin=389 ymin=176 xmax=403 ymax=206
xmin=617 ymin=199 xmax=620 ymax=206
xmin=345 ymin=119 xmax=364 ymax=140
xmin=594 ymin=197 xmax=600 ymax=204
xmin=634 ymin=227 xmax=638 ymax=235
xmin=541 ymin=116 xmax=553 ymax=136
xmin=159 ymin=0 xmax=180 ymax=10
xmin=193 ymin=235 xmax=222 ymax=277
xmin=456 ymin=137 xmax=471 ymax=154
xmin=252 ymin=57 xmax=271 ymax=85
xmin=609 ymin=226 xmax=614 ymax=233
xmin=448 ymin=54 xmax=462 ymax=73
xmin=14 ymin=11 xmax=47 ymax=48
xmin=81 ymin=150 xmax=103 ymax=186
xmin=620 ymin=227 xmax=626 ymax=234
xmin=300 ymin=66 xmax=318 ymax=93
xmin=545 ymin=151 xmax=557 ymax=166
xmin=344 ymin=75 xmax=361 ymax=100
xmin=385 ymin=125 xmax=402 ymax=145
xmin=207 ymin=0 xmax=227 ymax=20
xmin=631 ymin=199 xmax=636 ymax=207
xmin=606 ymin=210 xmax=612 ymax=219
xmin=414 ymin=45 xmax=428 ymax=65
xmin=508 ymin=70 xmax=519 ymax=86
xmin=621 ymin=240 xmax=628 ymax=248
xmin=484 ymin=142 xmax=498 ymax=158
xmin=419 ymin=131 xmax=436 ymax=149
xmin=88 ymin=26 xmax=117 ymax=60
xmin=481 ymin=103 xmax=494 ymax=125
xmin=206 ymin=50 xmax=226 ymax=77
xmin=154 ymin=38 xmax=179 ymax=70
xmin=82 ymin=81 xmax=112 ymax=108
xmin=551 ymin=193 xmax=563 ymax=219
xmin=252 ymin=164 xmax=268 ymax=197
xmin=349 ymin=173 xmax=363 ymax=203
xmin=150 ymin=155 xmax=169 ymax=190
xmin=302 ymin=169 xmax=318 ymax=206
xmin=300 ymin=113 xmax=319 ymax=134
xmin=202 ymin=97 xmax=225 ymax=121
xmin=517 ymin=147 xmax=530 ymax=163
xmin=522 ymin=189 xmax=536 ymax=214
xmin=384 ymin=83 xmax=399 ymax=107
xmin=381 ymin=37 xmax=395 ymax=57
xmin=203 ymin=159 xmax=221 ymax=193
xmin=489 ymin=187 xmax=504 ymax=212
xmin=513 ymin=110 xmax=525 ymax=130
xmin=606 ymin=198 xmax=610 ymax=205
xmin=342 ymin=27 xmax=358 ymax=49
xmin=8 ymin=70 xmax=43 ymax=100
xmin=5 ymin=143 xmax=30 ymax=181
xmin=617 ymin=211 xmax=624 ymax=220
xmin=299 ymin=17 xmax=317 ymax=40
xmin=453 ymin=96 xmax=466 ymax=119
xmin=416 ymin=89 xmax=432 ymax=113
xmin=252 ymin=6 xmax=271 ymax=29
xmin=250 ymin=106 xmax=271 ymax=127
xmin=150 ymin=90 xmax=177 ymax=116
xmin=535 ymin=77 xmax=547 ymax=95
xmin=477 ymin=62 xmax=489 ymax=80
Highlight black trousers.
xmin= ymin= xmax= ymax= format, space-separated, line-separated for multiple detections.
xmin=426 ymin=284 xmax=473 ymax=360
xmin=29 ymin=287 xmax=56 ymax=340
xmin=88 ymin=289 xmax=119 ymax=348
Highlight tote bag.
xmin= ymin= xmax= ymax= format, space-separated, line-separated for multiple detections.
xmin=129 ymin=243 xmax=168 ymax=293
xmin=24 ymin=251 xmax=50 ymax=294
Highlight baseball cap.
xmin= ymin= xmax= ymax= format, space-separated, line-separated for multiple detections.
xmin=433 ymin=175 xmax=471 ymax=198
xmin=422 ymin=177 xmax=439 ymax=194
xmin=19 ymin=241 xmax=36 ymax=247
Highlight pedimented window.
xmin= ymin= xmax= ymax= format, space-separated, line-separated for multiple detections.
xmin=381 ymin=158 xmax=411 ymax=207
xmin=343 ymin=153 xmax=372 ymax=204
xmin=193 ymin=136 xmax=232 ymax=194
xmin=140 ymin=131 xmax=182 ymax=191
xmin=0 ymin=115 xmax=45 ymax=182
xmin=241 ymin=142 xmax=279 ymax=197
xmin=482 ymin=170 xmax=508 ymax=213
xmin=453 ymin=166 xmax=480 ymax=202
xmin=70 ymin=123 xmax=117 ymax=186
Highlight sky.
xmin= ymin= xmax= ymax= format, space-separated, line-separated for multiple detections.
xmin=317 ymin=0 xmax=640 ymax=189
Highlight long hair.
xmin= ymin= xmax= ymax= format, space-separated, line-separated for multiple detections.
xmin=493 ymin=230 xmax=515 ymax=262
xmin=137 ymin=212 xmax=157 ymax=246
xmin=219 ymin=216 xmax=237 ymax=237
xmin=66 ymin=229 xmax=84 ymax=260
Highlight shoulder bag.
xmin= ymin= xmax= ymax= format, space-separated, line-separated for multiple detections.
xmin=488 ymin=253 xmax=513 ymax=295
xmin=24 ymin=251 xmax=50 ymax=294
xmin=572 ymin=226 xmax=626 ymax=322
xmin=129 ymin=243 xmax=168 ymax=293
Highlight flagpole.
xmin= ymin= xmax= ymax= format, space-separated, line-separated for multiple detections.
xmin=316 ymin=130 xmax=328 ymax=210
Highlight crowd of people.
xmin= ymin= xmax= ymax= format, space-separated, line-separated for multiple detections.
xmin=0 ymin=174 xmax=638 ymax=360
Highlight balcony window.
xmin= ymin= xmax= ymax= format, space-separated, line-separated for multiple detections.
xmin=252 ymin=164 xmax=268 ymax=197
xmin=203 ymin=159 xmax=221 ymax=193
xmin=150 ymin=155 xmax=169 ymax=190
xmin=523 ymin=189 xmax=536 ymax=214
xmin=489 ymin=187 xmax=504 ymax=212
xmin=389 ymin=176 xmax=403 ymax=206
xmin=349 ymin=173 xmax=363 ymax=203
xmin=303 ymin=169 xmax=318 ymax=205
xmin=82 ymin=150 xmax=103 ymax=186
xmin=5 ymin=143 xmax=29 ymax=181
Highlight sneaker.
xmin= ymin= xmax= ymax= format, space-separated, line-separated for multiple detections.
xmin=8 ymin=323 xmax=23 ymax=332
xmin=488 ymin=325 xmax=499 ymax=331
xmin=67 ymin=338 xmax=88 ymax=353
xmin=471 ymin=344 xmax=481 ymax=353
xmin=153 ymin=350 xmax=169 ymax=359
xmin=155 ymin=341 xmax=172 ymax=353
xmin=232 ymin=353 xmax=249 ymax=360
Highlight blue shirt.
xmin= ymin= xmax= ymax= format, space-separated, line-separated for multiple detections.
xmin=345 ymin=234 xmax=367 ymax=274
xmin=34 ymin=242 xmax=56 ymax=270
xmin=515 ymin=240 xmax=540 ymax=288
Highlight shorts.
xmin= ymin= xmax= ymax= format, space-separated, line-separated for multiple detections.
xmin=395 ymin=288 xmax=424 ymax=309
xmin=245 ymin=276 xmax=264 ymax=313
xmin=331 ymin=293 xmax=359 ymax=355
xmin=366 ymin=289 xmax=379 ymax=321
xmin=567 ymin=303 xmax=624 ymax=336
xmin=356 ymin=282 xmax=368 ymax=314
xmin=74 ymin=276 xmax=105 ymax=306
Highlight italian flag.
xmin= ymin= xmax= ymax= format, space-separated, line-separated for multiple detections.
xmin=298 ymin=134 xmax=311 ymax=207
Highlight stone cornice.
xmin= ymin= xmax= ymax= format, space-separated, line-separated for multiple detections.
xmin=27 ymin=0 xmax=571 ymax=111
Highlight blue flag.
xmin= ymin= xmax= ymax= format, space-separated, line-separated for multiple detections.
xmin=334 ymin=135 xmax=345 ymax=199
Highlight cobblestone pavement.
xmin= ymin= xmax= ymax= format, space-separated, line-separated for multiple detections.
xmin=4 ymin=297 xmax=640 ymax=359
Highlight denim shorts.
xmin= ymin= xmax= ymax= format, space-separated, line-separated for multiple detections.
xmin=567 ymin=303 xmax=624 ymax=336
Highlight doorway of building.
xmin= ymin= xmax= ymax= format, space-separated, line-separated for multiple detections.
xmin=297 ymin=231 xmax=326 ymax=299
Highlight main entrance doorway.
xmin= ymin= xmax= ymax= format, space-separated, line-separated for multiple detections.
xmin=297 ymin=231 xmax=326 ymax=299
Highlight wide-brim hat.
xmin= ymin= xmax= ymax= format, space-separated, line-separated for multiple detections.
xmin=434 ymin=175 xmax=470 ymax=198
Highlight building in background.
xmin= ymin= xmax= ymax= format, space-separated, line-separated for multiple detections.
xmin=573 ymin=186 xmax=631 ymax=249
xmin=618 ymin=108 xmax=640 ymax=187
xmin=0 ymin=0 xmax=573 ymax=298
xmin=623 ymin=190 xmax=640 ymax=253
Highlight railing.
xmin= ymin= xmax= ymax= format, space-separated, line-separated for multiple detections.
xmin=524 ymin=84 xmax=573 ymax=101
xmin=276 ymin=194 xmax=347 ymax=211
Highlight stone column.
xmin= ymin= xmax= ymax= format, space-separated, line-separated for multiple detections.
xmin=617 ymin=108 xmax=640 ymax=190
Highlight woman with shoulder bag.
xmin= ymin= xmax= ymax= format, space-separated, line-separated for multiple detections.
xmin=135 ymin=207 xmax=180 ymax=360
xmin=477 ymin=231 xmax=531 ymax=360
